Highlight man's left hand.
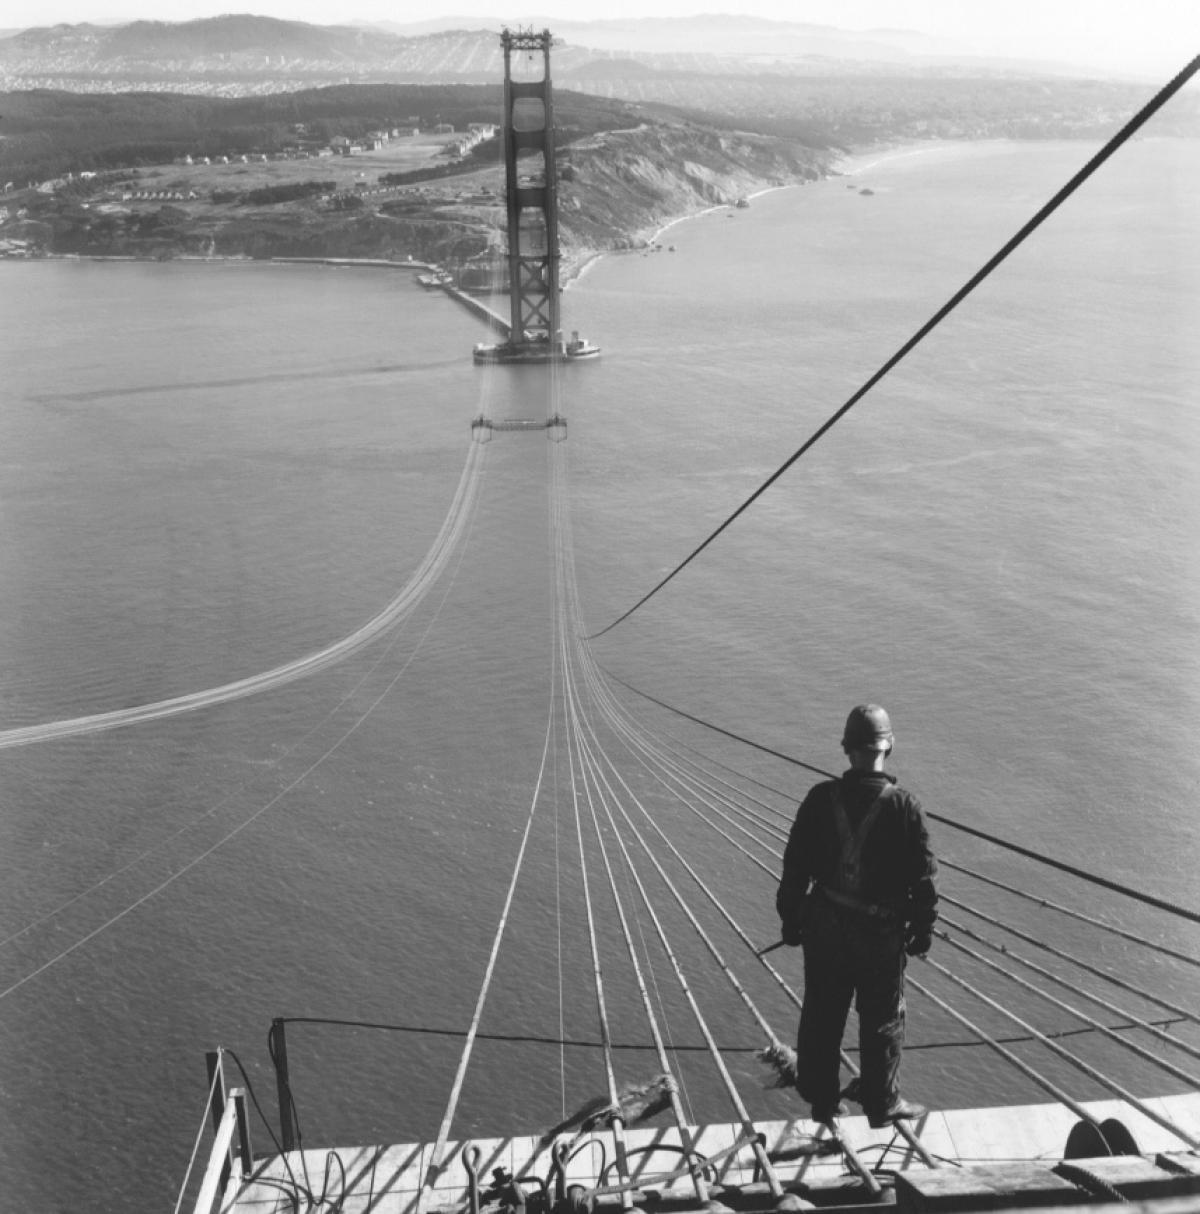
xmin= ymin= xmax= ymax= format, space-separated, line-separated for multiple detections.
xmin=905 ymin=930 xmax=932 ymax=957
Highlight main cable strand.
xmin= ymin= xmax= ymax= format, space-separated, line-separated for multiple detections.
xmin=581 ymin=662 xmax=1200 ymax=1128
xmin=587 ymin=54 xmax=1200 ymax=641
xmin=420 ymin=676 xmax=558 ymax=1205
xmin=943 ymin=893 xmax=1200 ymax=1028
xmin=937 ymin=921 xmax=1200 ymax=1086
xmin=553 ymin=455 xmax=936 ymax=1168
xmin=601 ymin=672 xmax=1200 ymax=925
xmin=568 ymin=655 xmax=792 ymax=1191
xmin=939 ymin=914 xmax=1200 ymax=1064
xmin=0 ymin=438 xmax=487 ymax=751
xmin=0 ymin=442 xmax=488 ymax=1004
xmin=558 ymin=420 xmax=1196 ymax=1152
xmin=552 ymin=451 xmax=711 ymax=1203
xmin=939 ymin=860 xmax=1200 ymax=970
xmin=2 ymin=443 xmax=489 ymax=955
xmin=557 ymin=581 xmax=636 ymax=1201
xmin=921 ymin=954 xmax=1200 ymax=1149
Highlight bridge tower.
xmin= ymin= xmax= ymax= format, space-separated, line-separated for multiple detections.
xmin=473 ymin=28 xmax=598 ymax=364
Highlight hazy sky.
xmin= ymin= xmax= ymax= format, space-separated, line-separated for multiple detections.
xmin=4 ymin=0 xmax=1196 ymax=79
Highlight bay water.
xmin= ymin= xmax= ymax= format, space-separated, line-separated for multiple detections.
xmin=0 ymin=137 xmax=1197 ymax=1212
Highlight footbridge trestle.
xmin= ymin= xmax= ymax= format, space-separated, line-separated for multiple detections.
xmin=471 ymin=414 xmax=567 ymax=441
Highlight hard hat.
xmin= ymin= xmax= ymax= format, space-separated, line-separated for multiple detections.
xmin=842 ymin=704 xmax=894 ymax=752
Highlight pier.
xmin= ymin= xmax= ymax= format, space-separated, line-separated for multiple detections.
xmin=445 ymin=284 xmax=511 ymax=337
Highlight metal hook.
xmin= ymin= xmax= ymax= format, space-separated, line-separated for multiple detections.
xmin=550 ymin=1140 xmax=571 ymax=1204
xmin=463 ymin=1143 xmax=483 ymax=1214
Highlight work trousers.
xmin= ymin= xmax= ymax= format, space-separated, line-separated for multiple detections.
xmin=795 ymin=895 xmax=907 ymax=1114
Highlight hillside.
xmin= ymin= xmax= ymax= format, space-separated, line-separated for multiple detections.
xmin=0 ymin=94 xmax=830 ymax=265
xmin=2 ymin=16 xmax=1195 ymax=267
xmin=0 ymin=16 xmax=1053 ymax=94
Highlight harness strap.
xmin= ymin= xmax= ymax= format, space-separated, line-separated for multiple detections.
xmin=831 ymin=784 xmax=893 ymax=895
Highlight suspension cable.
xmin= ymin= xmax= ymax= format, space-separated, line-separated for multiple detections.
xmin=581 ymin=658 xmax=1192 ymax=1159
xmin=553 ymin=454 xmax=710 ymax=1203
xmin=1 ymin=451 xmax=487 ymax=1004
xmin=939 ymin=913 xmax=1200 ymax=1064
xmin=559 ymin=470 xmax=934 ymax=1170
xmin=557 ymin=471 xmax=784 ymax=1192
xmin=559 ymin=600 xmax=635 ymax=1203
xmin=558 ymin=444 xmax=1199 ymax=1168
xmin=588 ymin=54 xmax=1200 ymax=640
xmin=574 ymin=695 xmax=795 ymax=1191
xmin=577 ymin=728 xmax=786 ymax=1199
xmin=601 ymin=672 xmax=1200 ymax=924
xmin=559 ymin=660 xmax=710 ymax=1201
xmin=421 ymin=685 xmax=558 ymax=1205
xmin=921 ymin=953 xmax=1200 ymax=1149
xmin=0 ymin=437 xmax=487 ymax=751
xmin=577 ymin=684 xmax=930 ymax=1179
xmin=905 ymin=964 xmax=1107 ymax=1127
xmin=942 ymin=859 xmax=1200 ymax=969
xmin=943 ymin=893 xmax=1200 ymax=1027
xmin=938 ymin=927 xmax=1200 ymax=1089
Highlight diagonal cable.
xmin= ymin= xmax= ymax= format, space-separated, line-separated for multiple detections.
xmin=588 ymin=54 xmax=1200 ymax=640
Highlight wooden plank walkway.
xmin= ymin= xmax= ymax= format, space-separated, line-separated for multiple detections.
xmin=221 ymin=1093 xmax=1200 ymax=1213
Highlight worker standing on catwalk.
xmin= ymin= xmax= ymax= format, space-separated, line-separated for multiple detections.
xmin=776 ymin=704 xmax=938 ymax=1125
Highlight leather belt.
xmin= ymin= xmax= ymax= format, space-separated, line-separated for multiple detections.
xmin=817 ymin=883 xmax=901 ymax=922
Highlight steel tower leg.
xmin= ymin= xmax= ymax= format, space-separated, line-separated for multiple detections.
xmin=501 ymin=28 xmax=561 ymax=356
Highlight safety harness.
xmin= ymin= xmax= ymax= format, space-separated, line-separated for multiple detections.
xmin=817 ymin=784 xmax=902 ymax=922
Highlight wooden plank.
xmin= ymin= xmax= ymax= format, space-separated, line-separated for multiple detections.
xmin=895 ymin=1165 xmax=999 ymax=1212
xmin=969 ymin=1163 xmax=1085 ymax=1207
xmin=897 ymin=1161 xmax=1087 ymax=1212
xmin=193 ymin=1099 xmax=237 ymax=1214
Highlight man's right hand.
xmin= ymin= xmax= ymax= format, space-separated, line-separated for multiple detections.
xmin=781 ymin=918 xmax=805 ymax=947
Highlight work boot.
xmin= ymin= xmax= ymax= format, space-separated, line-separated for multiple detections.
xmin=866 ymin=1098 xmax=926 ymax=1129
xmin=811 ymin=1100 xmax=849 ymax=1124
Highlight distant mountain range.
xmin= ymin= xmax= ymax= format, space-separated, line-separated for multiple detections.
xmin=0 ymin=13 xmax=1119 ymax=96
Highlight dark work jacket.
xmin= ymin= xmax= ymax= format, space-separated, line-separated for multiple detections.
xmin=776 ymin=769 xmax=938 ymax=932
